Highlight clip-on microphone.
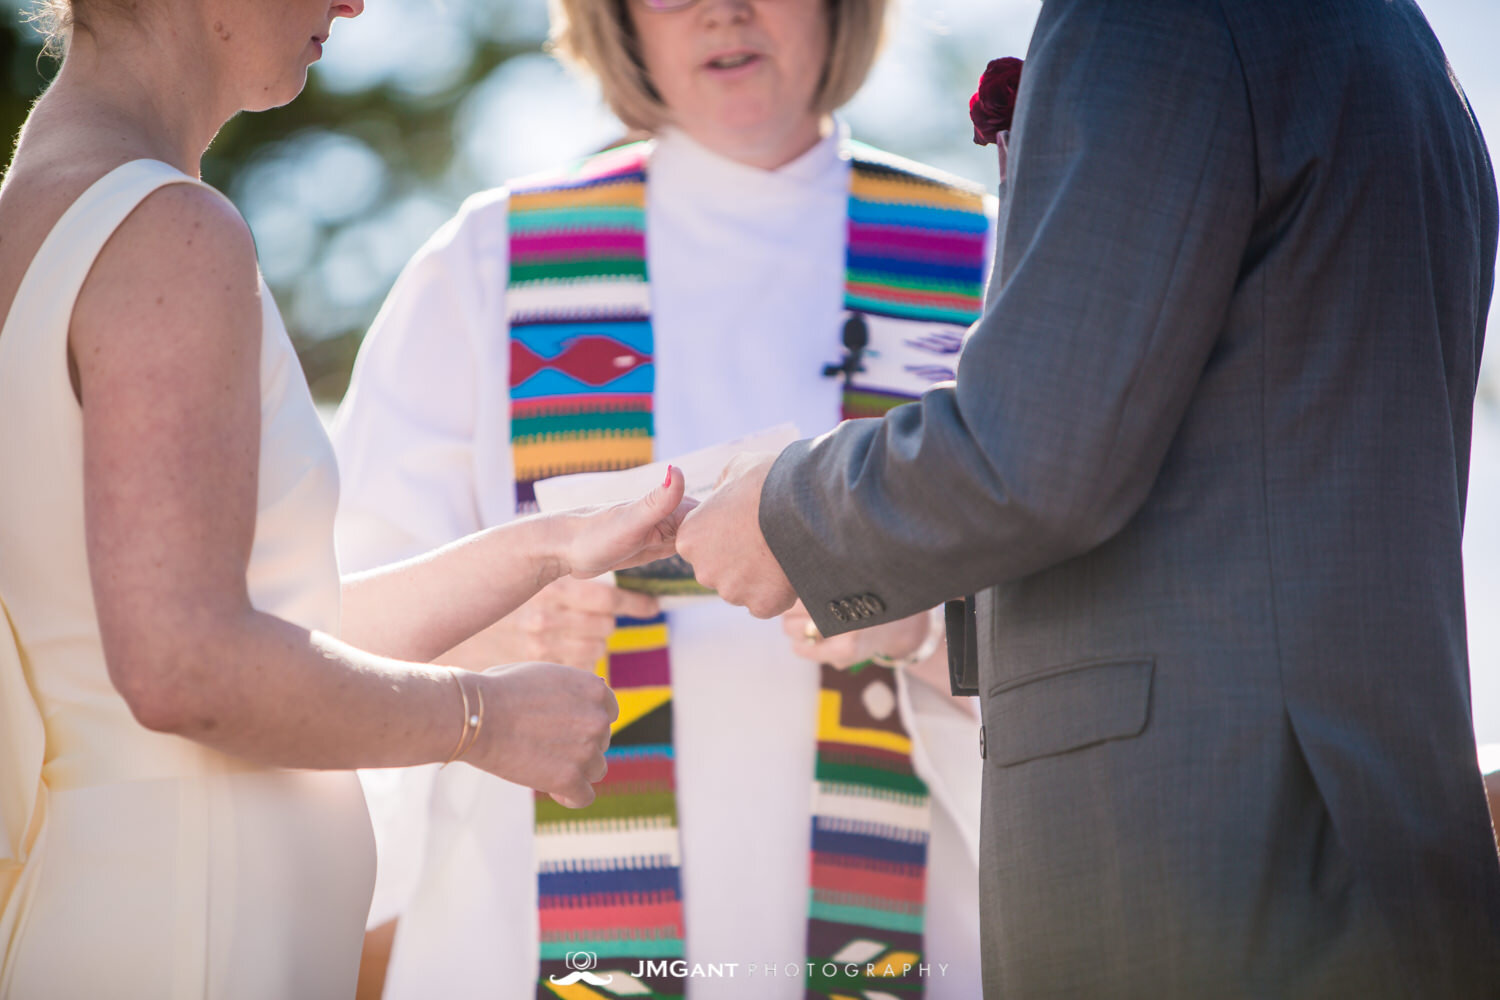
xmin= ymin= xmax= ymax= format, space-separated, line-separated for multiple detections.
xmin=822 ymin=313 xmax=869 ymax=386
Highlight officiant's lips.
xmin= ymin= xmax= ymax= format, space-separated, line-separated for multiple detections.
xmin=310 ymin=33 xmax=329 ymax=60
xmin=701 ymin=48 xmax=765 ymax=80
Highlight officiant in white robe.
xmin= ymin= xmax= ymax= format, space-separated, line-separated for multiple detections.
xmin=334 ymin=120 xmax=993 ymax=1000
xmin=332 ymin=0 xmax=995 ymax=996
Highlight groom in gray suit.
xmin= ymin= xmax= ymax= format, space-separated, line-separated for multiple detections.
xmin=677 ymin=0 xmax=1500 ymax=994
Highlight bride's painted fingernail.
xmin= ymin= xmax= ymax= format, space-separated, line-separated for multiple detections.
xmin=662 ymin=466 xmax=674 ymax=488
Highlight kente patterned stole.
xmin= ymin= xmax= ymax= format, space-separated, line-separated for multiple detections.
xmin=507 ymin=139 xmax=987 ymax=1000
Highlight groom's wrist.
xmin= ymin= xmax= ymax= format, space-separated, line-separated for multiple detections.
xmin=870 ymin=608 xmax=946 ymax=669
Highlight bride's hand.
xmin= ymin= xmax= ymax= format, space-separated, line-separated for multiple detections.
xmin=466 ymin=662 xmax=618 ymax=808
xmin=560 ymin=466 xmax=695 ymax=580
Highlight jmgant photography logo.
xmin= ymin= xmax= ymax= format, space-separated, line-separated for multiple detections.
xmin=547 ymin=950 xmax=614 ymax=986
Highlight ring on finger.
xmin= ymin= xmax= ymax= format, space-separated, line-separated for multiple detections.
xmin=803 ymin=621 xmax=821 ymax=644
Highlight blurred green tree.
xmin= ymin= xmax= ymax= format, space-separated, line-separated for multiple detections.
xmin=2 ymin=7 xmax=52 ymax=150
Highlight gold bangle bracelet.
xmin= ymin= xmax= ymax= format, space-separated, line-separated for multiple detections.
xmin=458 ymin=679 xmax=485 ymax=762
xmin=441 ymin=668 xmax=473 ymax=768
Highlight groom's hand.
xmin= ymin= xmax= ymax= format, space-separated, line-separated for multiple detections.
xmin=677 ymin=452 xmax=797 ymax=619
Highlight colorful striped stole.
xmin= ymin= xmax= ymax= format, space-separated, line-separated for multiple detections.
xmin=508 ymin=139 xmax=987 ymax=1000
xmin=507 ymin=143 xmax=686 ymax=998
xmin=804 ymin=143 xmax=987 ymax=1000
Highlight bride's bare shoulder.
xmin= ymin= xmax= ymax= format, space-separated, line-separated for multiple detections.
xmin=73 ymin=176 xmax=260 ymax=345
xmin=63 ymin=163 xmax=262 ymax=397
xmin=2 ymin=140 xmax=257 ymax=339
xmin=98 ymin=175 xmax=253 ymax=269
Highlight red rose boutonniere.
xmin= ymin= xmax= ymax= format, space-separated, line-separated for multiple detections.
xmin=969 ymin=57 xmax=1023 ymax=146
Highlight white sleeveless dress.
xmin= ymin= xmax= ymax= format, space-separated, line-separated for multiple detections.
xmin=0 ymin=160 xmax=374 ymax=999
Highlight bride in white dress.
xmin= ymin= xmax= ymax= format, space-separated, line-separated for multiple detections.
xmin=0 ymin=1 xmax=691 ymax=996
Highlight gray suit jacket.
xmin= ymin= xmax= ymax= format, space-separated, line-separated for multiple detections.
xmin=760 ymin=0 xmax=1500 ymax=994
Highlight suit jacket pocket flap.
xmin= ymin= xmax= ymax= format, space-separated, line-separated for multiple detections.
xmin=987 ymin=658 xmax=1154 ymax=767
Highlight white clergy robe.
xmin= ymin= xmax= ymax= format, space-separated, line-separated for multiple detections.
xmin=332 ymin=122 xmax=994 ymax=1000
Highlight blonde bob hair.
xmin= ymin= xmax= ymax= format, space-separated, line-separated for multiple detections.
xmin=548 ymin=0 xmax=890 ymax=133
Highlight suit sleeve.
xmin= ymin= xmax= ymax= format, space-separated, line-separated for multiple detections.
xmin=761 ymin=0 xmax=1258 ymax=635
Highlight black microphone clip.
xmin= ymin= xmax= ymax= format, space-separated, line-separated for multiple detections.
xmin=821 ymin=312 xmax=869 ymax=386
